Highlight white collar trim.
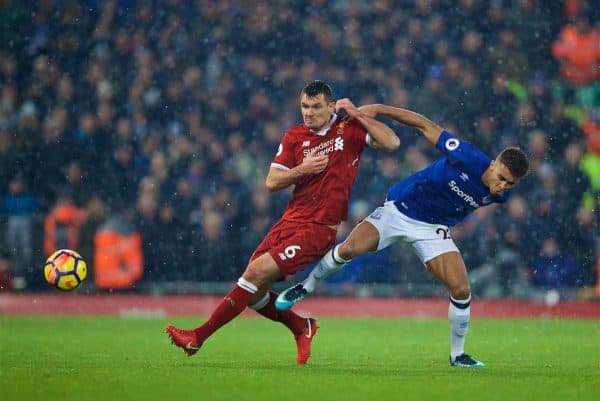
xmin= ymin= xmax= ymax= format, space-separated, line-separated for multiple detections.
xmin=310 ymin=113 xmax=338 ymax=136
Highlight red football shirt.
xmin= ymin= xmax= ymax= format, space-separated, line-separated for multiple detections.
xmin=271 ymin=114 xmax=369 ymax=225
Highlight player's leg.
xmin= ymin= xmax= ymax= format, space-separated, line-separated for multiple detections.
xmin=275 ymin=220 xmax=380 ymax=311
xmin=426 ymin=252 xmax=484 ymax=368
xmin=249 ymin=286 xmax=319 ymax=364
xmin=308 ymin=220 xmax=380 ymax=291
xmin=250 ymin=222 xmax=337 ymax=363
xmin=248 ymin=277 xmax=315 ymax=344
xmin=166 ymin=252 xmax=280 ymax=356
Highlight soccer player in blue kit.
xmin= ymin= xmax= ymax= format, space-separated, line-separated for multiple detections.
xmin=275 ymin=104 xmax=529 ymax=368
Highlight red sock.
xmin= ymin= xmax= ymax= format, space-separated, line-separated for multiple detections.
xmin=255 ymin=291 xmax=308 ymax=335
xmin=193 ymin=284 xmax=254 ymax=341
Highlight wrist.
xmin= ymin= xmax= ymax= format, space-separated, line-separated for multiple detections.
xmin=291 ymin=165 xmax=307 ymax=178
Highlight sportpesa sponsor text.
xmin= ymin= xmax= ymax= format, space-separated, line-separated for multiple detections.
xmin=448 ymin=180 xmax=480 ymax=208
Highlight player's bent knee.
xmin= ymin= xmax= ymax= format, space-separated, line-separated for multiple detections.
xmin=339 ymin=239 xmax=365 ymax=260
xmin=242 ymin=259 xmax=280 ymax=288
xmin=337 ymin=243 xmax=354 ymax=260
xmin=450 ymin=286 xmax=471 ymax=300
xmin=241 ymin=267 xmax=268 ymax=287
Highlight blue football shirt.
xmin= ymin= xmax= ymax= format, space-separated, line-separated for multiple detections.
xmin=386 ymin=130 xmax=509 ymax=226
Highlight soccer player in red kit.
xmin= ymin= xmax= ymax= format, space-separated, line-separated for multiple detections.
xmin=166 ymin=81 xmax=400 ymax=364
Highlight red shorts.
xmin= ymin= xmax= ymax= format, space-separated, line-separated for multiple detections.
xmin=250 ymin=219 xmax=337 ymax=276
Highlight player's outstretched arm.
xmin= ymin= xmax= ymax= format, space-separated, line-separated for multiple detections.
xmin=336 ymin=99 xmax=400 ymax=151
xmin=265 ymin=154 xmax=329 ymax=192
xmin=360 ymin=104 xmax=443 ymax=145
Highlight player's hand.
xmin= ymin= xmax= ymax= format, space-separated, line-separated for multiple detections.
xmin=297 ymin=154 xmax=329 ymax=175
xmin=335 ymin=98 xmax=360 ymax=117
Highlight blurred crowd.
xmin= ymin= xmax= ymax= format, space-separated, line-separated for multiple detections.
xmin=0 ymin=0 xmax=598 ymax=298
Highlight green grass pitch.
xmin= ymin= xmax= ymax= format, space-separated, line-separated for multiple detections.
xmin=1 ymin=316 xmax=599 ymax=401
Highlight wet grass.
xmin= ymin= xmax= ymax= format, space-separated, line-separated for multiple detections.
xmin=1 ymin=316 xmax=598 ymax=401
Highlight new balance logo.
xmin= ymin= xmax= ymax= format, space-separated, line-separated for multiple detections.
xmin=302 ymin=140 xmax=311 ymax=147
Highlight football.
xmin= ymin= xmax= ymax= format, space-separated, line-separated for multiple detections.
xmin=44 ymin=249 xmax=87 ymax=291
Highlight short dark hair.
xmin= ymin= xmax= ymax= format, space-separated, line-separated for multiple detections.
xmin=300 ymin=80 xmax=333 ymax=103
xmin=497 ymin=147 xmax=529 ymax=178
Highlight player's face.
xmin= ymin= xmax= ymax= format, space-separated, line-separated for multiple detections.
xmin=300 ymin=93 xmax=335 ymax=131
xmin=485 ymin=160 xmax=518 ymax=195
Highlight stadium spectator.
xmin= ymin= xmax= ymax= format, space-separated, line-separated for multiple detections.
xmin=580 ymin=146 xmax=600 ymax=193
xmin=580 ymin=113 xmax=600 ymax=155
xmin=78 ymin=195 xmax=108 ymax=283
xmin=151 ymin=201 xmax=189 ymax=282
xmin=545 ymin=102 xmax=584 ymax=163
xmin=526 ymin=73 xmax=554 ymax=130
xmin=43 ymin=192 xmax=87 ymax=257
xmin=276 ymin=104 xmax=530 ymax=368
xmin=94 ymin=208 xmax=143 ymax=290
xmin=62 ymin=161 xmax=92 ymax=207
xmin=0 ymin=251 xmax=12 ymax=291
xmin=564 ymin=207 xmax=597 ymax=287
xmin=556 ymin=141 xmax=590 ymax=221
xmin=134 ymin=184 xmax=160 ymax=281
xmin=0 ymin=82 xmax=17 ymax=130
xmin=101 ymin=141 xmax=142 ymax=210
xmin=483 ymin=73 xmax=518 ymax=133
xmin=526 ymin=129 xmax=553 ymax=177
xmin=470 ymin=113 xmax=501 ymax=157
xmin=30 ymin=111 xmax=73 ymax=209
xmin=0 ymin=128 xmax=17 ymax=201
xmin=236 ymin=187 xmax=276 ymax=261
xmin=189 ymin=210 xmax=232 ymax=282
xmin=1 ymin=174 xmax=38 ymax=289
xmin=531 ymin=238 xmax=578 ymax=288
xmin=166 ymin=82 xmax=400 ymax=364
xmin=471 ymin=195 xmax=535 ymax=298
xmin=552 ymin=14 xmax=600 ymax=87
